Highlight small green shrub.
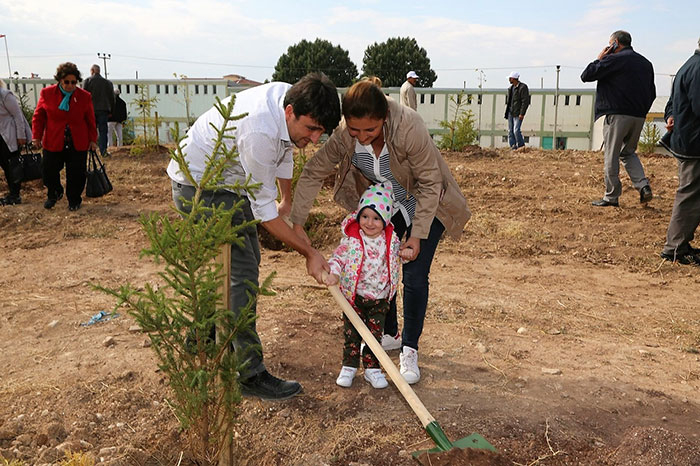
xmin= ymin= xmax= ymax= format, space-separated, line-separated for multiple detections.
xmin=638 ymin=120 xmax=661 ymax=154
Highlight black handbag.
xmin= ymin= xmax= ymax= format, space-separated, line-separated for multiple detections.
xmin=21 ymin=144 xmax=43 ymax=181
xmin=85 ymin=150 xmax=113 ymax=198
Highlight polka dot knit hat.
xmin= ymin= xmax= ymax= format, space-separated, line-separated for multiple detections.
xmin=357 ymin=182 xmax=394 ymax=227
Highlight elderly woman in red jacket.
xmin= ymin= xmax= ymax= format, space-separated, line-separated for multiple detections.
xmin=32 ymin=62 xmax=97 ymax=211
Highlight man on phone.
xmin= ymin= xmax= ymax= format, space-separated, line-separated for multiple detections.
xmin=581 ymin=30 xmax=656 ymax=207
xmin=659 ymin=37 xmax=700 ymax=266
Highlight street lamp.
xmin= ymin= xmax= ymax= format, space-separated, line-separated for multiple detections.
xmin=97 ymin=52 xmax=111 ymax=78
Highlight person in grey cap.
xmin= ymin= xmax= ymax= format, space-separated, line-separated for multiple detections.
xmin=400 ymin=71 xmax=418 ymax=110
xmin=659 ymin=37 xmax=700 ymax=266
xmin=581 ymin=30 xmax=655 ymax=207
xmin=504 ymin=71 xmax=530 ymax=150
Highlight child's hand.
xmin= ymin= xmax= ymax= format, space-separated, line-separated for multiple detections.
xmin=324 ymin=273 xmax=340 ymax=286
xmin=399 ymin=247 xmax=414 ymax=261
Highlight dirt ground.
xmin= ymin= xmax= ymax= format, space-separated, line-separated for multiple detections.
xmin=0 ymin=145 xmax=699 ymax=465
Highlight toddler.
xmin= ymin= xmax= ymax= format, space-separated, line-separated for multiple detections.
xmin=324 ymin=183 xmax=410 ymax=388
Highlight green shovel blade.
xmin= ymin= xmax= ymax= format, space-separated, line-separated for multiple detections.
xmin=412 ymin=421 xmax=497 ymax=458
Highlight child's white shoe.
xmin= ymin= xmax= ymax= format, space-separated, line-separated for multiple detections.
xmin=336 ymin=366 xmax=357 ymax=388
xmin=363 ymin=368 xmax=388 ymax=389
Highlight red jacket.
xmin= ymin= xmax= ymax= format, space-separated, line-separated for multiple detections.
xmin=32 ymin=84 xmax=97 ymax=152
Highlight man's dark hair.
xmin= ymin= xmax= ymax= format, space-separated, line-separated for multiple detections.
xmin=342 ymin=80 xmax=388 ymax=121
xmin=611 ymin=30 xmax=632 ymax=47
xmin=284 ymin=72 xmax=340 ymax=134
xmin=54 ymin=62 xmax=83 ymax=82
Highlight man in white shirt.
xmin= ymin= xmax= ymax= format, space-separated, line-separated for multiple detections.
xmin=167 ymin=73 xmax=341 ymax=400
xmin=400 ymin=71 xmax=419 ymax=110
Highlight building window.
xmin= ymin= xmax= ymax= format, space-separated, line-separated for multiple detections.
xmin=117 ymin=84 xmax=122 ymax=93
xmin=126 ymin=84 xmax=130 ymax=94
xmin=212 ymin=85 xmax=216 ymax=95
xmin=420 ymin=94 xmax=425 ymax=104
xmin=165 ymin=84 xmax=169 ymax=94
xmin=467 ymin=94 xmax=473 ymax=104
xmin=22 ymin=83 xmax=27 ymax=93
xmin=456 ymin=94 xmax=462 ymax=104
xmin=135 ymin=85 xmax=139 ymax=94
xmin=156 ymin=84 xmax=161 ymax=94
xmin=576 ymin=95 xmax=581 ymax=106
xmin=564 ymin=95 xmax=570 ymax=106
xmin=477 ymin=94 xmax=482 ymax=105
xmin=173 ymin=85 xmax=177 ymax=94
xmin=430 ymin=94 xmax=435 ymax=104
xmin=195 ymin=84 xmax=199 ymax=94
xmin=203 ymin=85 xmax=207 ymax=94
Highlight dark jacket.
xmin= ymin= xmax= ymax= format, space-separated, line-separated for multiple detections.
xmin=109 ymin=95 xmax=128 ymax=123
xmin=581 ymin=46 xmax=656 ymax=120
xmin=83 ymin=73 xmax=114 ymax=113
xmin=505 ymin=82 xmax=530 ymax=118
xmin=664 ymin=50 xmax=700 ymax=159
xmin=32 ymin=85 xmax=97 ymax=152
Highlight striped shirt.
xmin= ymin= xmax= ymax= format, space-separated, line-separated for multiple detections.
xmin=351 ymin=140 xmax=416 ymax=226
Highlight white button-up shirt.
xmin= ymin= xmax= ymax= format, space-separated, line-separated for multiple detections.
xmin=167 ymin=82 xmax=294 ymax=222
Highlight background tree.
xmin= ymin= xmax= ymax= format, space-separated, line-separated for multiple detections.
xmin=362 ymin=37 xmax=437 ymax=87
xmin=272 ymin=38 xmax=357 ymax=87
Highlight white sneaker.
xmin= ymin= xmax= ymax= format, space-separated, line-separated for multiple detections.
xmin=336 ymin=366 xmax=357 ymax=388
xmin=381 ymin=332 xmax=401 ymax=351
xmin=363 ymin=368 xmax=388 ymax=389
xmin=399 ymin=346 xmax=420 ymax=384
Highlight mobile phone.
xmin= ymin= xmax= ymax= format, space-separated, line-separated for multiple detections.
xmin=607 ymin=41 xmax=618 ymax=54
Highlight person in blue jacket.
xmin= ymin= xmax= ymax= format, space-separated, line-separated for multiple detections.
xmin=581 ymin=30 xmax=655 ymax=208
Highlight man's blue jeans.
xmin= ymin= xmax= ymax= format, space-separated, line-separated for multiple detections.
xmin=507 ymin=114 xmax=525 ymax=149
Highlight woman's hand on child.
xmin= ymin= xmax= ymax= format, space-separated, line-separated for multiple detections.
xmin=399 ymin=247 xmax=414 ymax=261
xmin=399 ymin=237 xmax=421 ymax=261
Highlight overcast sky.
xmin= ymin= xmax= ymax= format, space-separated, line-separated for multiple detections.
xmin=1 ymin=0 xmax=697 ymax=95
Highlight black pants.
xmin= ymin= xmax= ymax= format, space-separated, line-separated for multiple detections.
xmin=42 ymin=148 xmax=87 ymax=205
xmin=0 ymin=137 xmax=21 ymax=197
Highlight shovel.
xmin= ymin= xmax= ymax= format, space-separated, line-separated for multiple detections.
xmin=324 ymin=277 xmax=496 ymax=456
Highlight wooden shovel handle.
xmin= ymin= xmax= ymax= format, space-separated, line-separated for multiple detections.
xmin=325 ymin=277 xmax=436 ymax=428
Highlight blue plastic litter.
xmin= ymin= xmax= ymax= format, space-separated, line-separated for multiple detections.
xmin=81 ymin=310 xmax=119 ymax=326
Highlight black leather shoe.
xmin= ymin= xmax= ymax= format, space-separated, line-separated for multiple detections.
xmin=44 ymin=191 xmax=64 ymax=209
xmin=69 ymin=203 xmax=81 ymax=211
xmin=640 ymin=185 xmax=653 ymax=203
xmin=0 ymin=195 xmax=21 ymax=206
xmin=592 ymin=199 xmax=619 ymax=207
xmin=660 ymin=251 xmax=700 ymax=266
xmin=240 ymin=370 xmax=302 ymax=401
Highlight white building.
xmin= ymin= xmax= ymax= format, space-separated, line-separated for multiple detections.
xmin=8 ymin=78 xmax=666 ymax=151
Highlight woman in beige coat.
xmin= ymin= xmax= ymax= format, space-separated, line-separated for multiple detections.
xmin=291 ymin=80 xmax=470 ymax=384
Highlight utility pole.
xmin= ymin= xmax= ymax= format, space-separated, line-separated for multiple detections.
xmin=476 ymin=69 xmax=485 ymax=145
xmin=1 ymin=35 xmax=11 ymax=78
xmin=97 ymin=52 xmax=111 ymax=78
xmin=553 ymin=65 xmax=560 ymax=150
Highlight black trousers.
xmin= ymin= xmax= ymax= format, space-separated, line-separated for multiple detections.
xmin=0 ymin=136 xmax=21 ymax=197
xmin=42 ymin=148 xmax=87 ymax=205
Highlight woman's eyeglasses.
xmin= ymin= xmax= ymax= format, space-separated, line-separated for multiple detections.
xmin=62 ymin=80 xmax=77 ymax=85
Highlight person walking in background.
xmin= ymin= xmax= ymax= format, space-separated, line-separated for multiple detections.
xmin=292 ymin=80 xmax=470 ymax=385
xmin=581 ymin=30 xmax=656 ymax=208
xmin=32 ymin=62 xmax=98 ymax=211
xmin=0 ymin=79 xmax=31 ymax=206
xmin=108 ymin=89 xmax=127 ymax=147
xmin=83 ymin=64 xmax=114 ymax=157
xmin=167 ymin=73 xmax=341 ymax=401
xmin=400 ymin=71 xmax=418 ymax=110
xmin=659 ymin=38 xmax=700 ymax=266
xmin=504 ymin=72 xmax=530 ymax=150
xmin=326 ymin=183 xmax=407 ymax=389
